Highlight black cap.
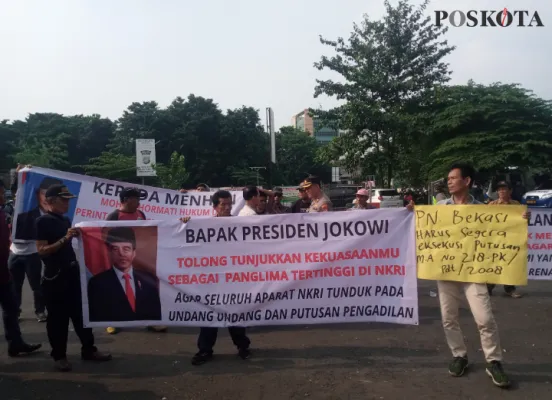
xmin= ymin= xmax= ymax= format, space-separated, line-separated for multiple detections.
xmin=496 ymin=181 xmax=511 ymax=189
xmin=105 ymin=227 xmax=136 ymax=248
xmin=45 ymin=184 xmax=77 ymax=199
xmin=119 ymin=187 xmax=147 ymax=202
xmin=39 ymin=177 xmax=63 ymax=190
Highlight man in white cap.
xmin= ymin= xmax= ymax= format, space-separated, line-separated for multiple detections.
xmin=349 ymin=189 xmax=375 ymax=210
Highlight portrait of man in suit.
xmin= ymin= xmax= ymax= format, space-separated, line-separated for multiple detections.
xmin=87 ymin=227 xmax=162 ymax=322
xmin=14 ymin=177 xmax=62 ymax=241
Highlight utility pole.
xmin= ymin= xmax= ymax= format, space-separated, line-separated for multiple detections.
xmin=249 ymin=167 xmax=266 ymax=187
xmin=266 ymin=107 xmax=276 ymax=187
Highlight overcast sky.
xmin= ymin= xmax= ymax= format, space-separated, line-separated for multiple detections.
xmin=0 ymin=0 xmax=549 ymax=129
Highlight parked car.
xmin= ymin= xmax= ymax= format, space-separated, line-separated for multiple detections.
xmin=369 ymin=188 xmax=403 ymax=208
xmin=522 ymin=180 xmax=552 ymax=208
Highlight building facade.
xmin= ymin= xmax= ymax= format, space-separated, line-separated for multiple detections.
xmin=291 ymin=109 xmax=338 ymax=144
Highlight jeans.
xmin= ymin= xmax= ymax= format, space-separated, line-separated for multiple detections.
xmin=42 ymin=267 xmax=96 ymax=360
xmin=8 ymin=253 xmax=45 ymax=314
xmin=197 ymin=327 xmax=250 ymax=353
xmin=0 ymin=280 xmax=23 ymax=346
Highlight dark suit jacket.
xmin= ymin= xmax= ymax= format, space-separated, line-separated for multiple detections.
xmin=15 ymin=207 xmax=41 ymax=241
xmin=87 ymin=267 xmax=162 ymax=322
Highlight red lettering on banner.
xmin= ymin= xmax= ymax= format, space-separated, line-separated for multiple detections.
xmin=528 ymin=243 xmax=552 ymax=250
xmin=374 ymin=265 xmax=405 ymax=276
xmin=225 ymin=271 xmax=289 ymax=283
xmin=177 ymin=256 xmax=228 ymax=268
xmin=291 ymin=266 xmax=356 ymax=280
xmin=304 ymin=248 xmax=399 ymax=263
xmin=75 ymin=208 xmax=108 ymax=220
xmin=169 ymin=274 xmax=219 ymax=284
xmin=536 ymin=233 xmax=552 ymax=240
xmin=179 ymin=208 xmax=215 ymax=216
xmin=100 ymin=197 xmax=121 ymax=208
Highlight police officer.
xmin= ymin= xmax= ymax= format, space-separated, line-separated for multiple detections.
xmin=36 ymin=184 xmax=111 ymax=372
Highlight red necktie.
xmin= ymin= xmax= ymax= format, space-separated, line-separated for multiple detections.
xmin=123 ymin=273 xmax=136 ymax=312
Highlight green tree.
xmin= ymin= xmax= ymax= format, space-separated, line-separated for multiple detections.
xmin=231 ymin=167 xmax=266 ymax=186
xmin=83 ymin=152 xmax=138 ymax=182
xmin=276 ymin=126 xmax=329 ymax=185
xmin=156 ymin=152 xmax=190 ymax=189
xmin=424 ymin=82 xmax=552 ymax=180
xmin=0 ymin=120 xmax=17 ymax=172
xmin=314 ymin=0 xmax=455 ymax=186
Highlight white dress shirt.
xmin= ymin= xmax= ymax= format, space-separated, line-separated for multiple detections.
xmin=238 ymin=204 xmax=258 ymax=216
xmin=112 ymin=266 xmax=136 ymax=296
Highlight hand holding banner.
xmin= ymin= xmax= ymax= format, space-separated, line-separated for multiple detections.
xmin=415 ymin=205 xmax=528 ymax=285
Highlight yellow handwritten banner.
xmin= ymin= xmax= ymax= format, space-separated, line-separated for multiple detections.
xmin=415 ymin=205 xmax=528 ymax=285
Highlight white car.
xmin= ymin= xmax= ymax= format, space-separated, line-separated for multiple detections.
xmin=522 ymin=181 xmax=552 ymax=208
xmin=368 ymin=188 xmax=403 ymax=208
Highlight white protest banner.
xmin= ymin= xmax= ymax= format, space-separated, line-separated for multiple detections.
xmin=76 ymin=209 xmax=418 ymax=328
xmin=136 ymin=139 xmax=156 ymax=177
xmin=528 ymin=209 xmax=552 ymax=280
xmin=12 ymin=167 xmax=244 ymax=241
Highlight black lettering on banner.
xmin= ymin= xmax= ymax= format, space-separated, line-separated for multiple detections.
xmin=290 ymin=307 xmax=340 ymax=319
xmin=204 ymin=293 xmax=253 ymax=306
xmin=168 ymin=310 xmax=214 ymax=322
xmin=264 ymin=309 xmax=288 ymax=321
xmin=216 ymin=310 xmax=262 ymax=324
xmin=529 ymin=268 xmax=552 ymax=277
xmin=529 ymin=213 xmax=552 ymax=226
xmin=254 ymin=290 xmax=296 ymax=304
xmin=174 ymin=293 xmax=201 ymax=303
xmin=342 ymin=305 xmax=414 ymax=319
xmin=415 ymin=205 xmax=526 ymax=282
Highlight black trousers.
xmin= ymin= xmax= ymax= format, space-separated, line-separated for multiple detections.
xmin=0 ymin=280 xmax=23 ymax=346
xmin=42 ymin=268 xmax=96 ymax=360
xmin=9 ymin=253 xmax=45 ymax=314
xmin=487 ymin=284 xmax=516 ymax=294
xmin=197 ymin=327 xmax=250 ymax=354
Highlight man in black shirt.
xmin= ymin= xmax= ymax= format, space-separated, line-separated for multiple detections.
xmin=36 ymin=184 xmax=111 ymax=372
xmin=290 ymin=186 xmax=311 ymax=213
xmin=191 ymin=190 xmax=251 ymax=366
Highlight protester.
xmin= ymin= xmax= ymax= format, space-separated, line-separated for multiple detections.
xmin=256 ymin=191 xmax=269 ymax=215
xmin=0 ymin=179 xmax=42 ymax=357
xmin=191 ymin=190 xmax=251 ymax=366
xmin=434 ymin=181 xmax=447 ymax=203
xmin=350 ymin=189 xmax=375 ymax=210
xmin=9 ymin=163 xmax=47 ymax=323
xmin=432 ymin=162 xmax=525 ymax=388
xmin=36 ymin=184 xmax=111 ymax=371
xmin=300 ymin=176 xmax=332 ymax=212
xmin=290 ymin=186 xmax=311 ymax=213
xmin=105 ymin=187 xmax=167 ymax=334
xmin=238 ymin=185 xmax=260 ymax=216
xmin=196 ymin=183 xmax=209 ymax=192
xmin=270 ymin=187 xmax=290 ymax=214
xmin=486 ymin=181 xmax=524 ymax=298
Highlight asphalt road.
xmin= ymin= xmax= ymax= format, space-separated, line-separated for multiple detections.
xmin=1 ymin=280 xmax=551 ymax=400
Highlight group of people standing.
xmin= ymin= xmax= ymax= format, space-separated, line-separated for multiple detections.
xmin=0 ymin=162 xmax=530 ymax=390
